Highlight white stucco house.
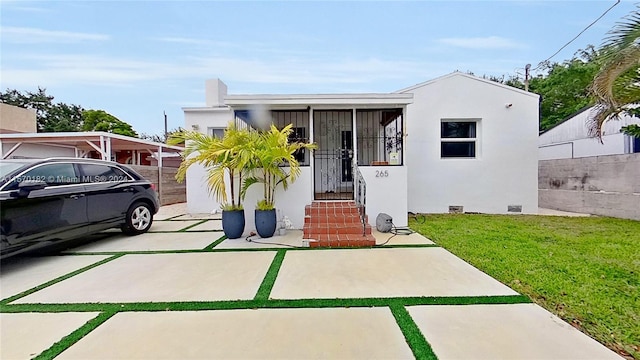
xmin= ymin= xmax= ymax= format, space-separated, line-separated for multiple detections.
xmin=183 ymin=72 xmax=540 ymax=232
xmin=539 ymin=106 xmax=640 ymax=160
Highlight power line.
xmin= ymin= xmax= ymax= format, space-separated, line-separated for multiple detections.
xmin=533 ymin=0 xmax=620 ymax=71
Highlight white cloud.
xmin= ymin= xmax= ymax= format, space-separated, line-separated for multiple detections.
xmin=438 ymin=36 xmax=524 ymax=50
xmin=0 ymin=26 xmax=109 ymax=43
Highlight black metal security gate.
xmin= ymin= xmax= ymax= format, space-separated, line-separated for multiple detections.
xmin=313 ymin=110 xmax=354 ymax=200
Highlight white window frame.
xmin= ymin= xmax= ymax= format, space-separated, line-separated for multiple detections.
xmin=440 ymin=119 xmax=480 ymax=159
xmin=207 ymin=127 xmax=225 ymax=138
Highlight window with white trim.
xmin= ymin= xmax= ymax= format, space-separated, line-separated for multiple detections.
xmin=207 ymin=127 xmax=225 ymax=138
xmin=441 ymin=121 xmax=478 ymax=158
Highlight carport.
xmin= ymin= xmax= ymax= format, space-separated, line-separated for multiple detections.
xmin=0 ymin=132 xmax=186 ymax=205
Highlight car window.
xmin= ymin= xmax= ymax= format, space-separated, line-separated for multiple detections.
xmin=4 ymin=163 xmax=78 ymax=190
xmin=79 ymin=164 xmax=131 ymax=183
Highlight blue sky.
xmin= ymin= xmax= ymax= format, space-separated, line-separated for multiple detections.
xmin=0 ymin=0 xmax=636 ymax=136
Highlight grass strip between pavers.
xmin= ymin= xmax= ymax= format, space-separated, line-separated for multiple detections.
xmin=0 ymin=295 xmax=531 ymax=313
xmin=203 ymin=234 xmax=227 ymax=250
xmin=0 ymin=254 xmax=125 ymax=305
xmin=254 ymin=249 xmax=287 ymax=300
xmin=177 ymin=219 xmax=209 ymax=232
xmin=33 ymin=310 xmax=117 ymax=360
xmin=390 ymin=302 xmax=438 ymax=360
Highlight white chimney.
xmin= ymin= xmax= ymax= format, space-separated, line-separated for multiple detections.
xmin=205 ymin=79 xmax=228 ymax=107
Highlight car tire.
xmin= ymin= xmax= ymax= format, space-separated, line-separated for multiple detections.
xmin=122 ymin=202 xmax=153 ymax=235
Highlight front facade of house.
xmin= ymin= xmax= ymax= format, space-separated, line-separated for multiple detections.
xmin=539 ymin=106 xmax=640 ymax=160
xmin=183 ymin=73 xmax=539 ymax=233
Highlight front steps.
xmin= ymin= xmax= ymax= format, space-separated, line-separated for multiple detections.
xmin=303 ymin=201 xmax=377 ymax=248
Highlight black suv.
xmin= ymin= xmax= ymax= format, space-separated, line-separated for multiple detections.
xmin=0 ymin=158 xmax=159 ymax=259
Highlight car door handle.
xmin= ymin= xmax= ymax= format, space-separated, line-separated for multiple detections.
xmin=69 ymin=194 xmax=86 ymax=200
xmin=123 ymin=187 xmax=134 ymax=192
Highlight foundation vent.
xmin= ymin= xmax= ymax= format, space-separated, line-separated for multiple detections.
xmin=508 ymin=205 xmax=523 ymax=213
xmin=448 ymin=206 xmax=464 ymax=214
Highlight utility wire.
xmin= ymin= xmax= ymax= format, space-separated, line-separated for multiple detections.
xmin=533 ymin=0 xmax=620 ymax=71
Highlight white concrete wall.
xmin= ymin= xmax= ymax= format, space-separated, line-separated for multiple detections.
xmin=538 ymin=107 xmax=639 ymax=160
xmin=359 ymin=166 xmax=408 ymax=227
xmin=2 ymin=142 xmax=75 ymax=159
xmin=183 ymin=107 xmax=234 ymax=215
xmin=242 ymin=168 xmax=313 ymax=233
xmin=402 ymin=73 xmax=540 ymax=214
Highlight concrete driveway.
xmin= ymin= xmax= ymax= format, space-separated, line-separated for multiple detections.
xmin=0 ymin=205 xmax=622 ymax=359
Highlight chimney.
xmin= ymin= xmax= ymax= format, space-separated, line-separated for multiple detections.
xmin=205 ymin=79 xmax=228 ymax=107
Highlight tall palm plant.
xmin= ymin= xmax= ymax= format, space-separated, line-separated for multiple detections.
xmin=243 ymin=124 xmax=317 ymax=210
xmin=588 ymin=5 xmax=640 ymax=139
xmin=170 ymin=122 xmax=255 ymax=210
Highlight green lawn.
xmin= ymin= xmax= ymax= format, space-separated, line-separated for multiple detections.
xmin=410 ymin=214 xmax=640 ymax=359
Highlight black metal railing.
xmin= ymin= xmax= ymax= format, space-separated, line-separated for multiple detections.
xmin=353 ymin=164 xmax=367 ymax=236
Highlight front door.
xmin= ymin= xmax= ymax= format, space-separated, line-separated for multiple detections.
xmin=313 ymin=110 xmax=353 ymax=200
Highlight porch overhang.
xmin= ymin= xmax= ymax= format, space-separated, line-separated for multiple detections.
xmin=224 ymin=93 xmax=413 ymax=108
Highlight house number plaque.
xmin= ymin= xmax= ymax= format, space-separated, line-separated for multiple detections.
xmin=375 ymin=170 xmax=389 ymax=178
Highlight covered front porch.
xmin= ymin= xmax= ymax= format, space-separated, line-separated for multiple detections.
xmin=225 ymin=93 xmax=413 ymax=231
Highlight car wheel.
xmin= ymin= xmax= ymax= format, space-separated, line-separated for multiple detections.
xmin=122 ymin=202 xmax=153 ymax=235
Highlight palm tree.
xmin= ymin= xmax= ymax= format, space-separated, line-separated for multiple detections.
xmin=170 ymin=122 xmax=255 ymax=210
xmin=588 ymin=5 xmax=640 ymax=140
xmin=243 ymin=124 xmax=317 ymax=210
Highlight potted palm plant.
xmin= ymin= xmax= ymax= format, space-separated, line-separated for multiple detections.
xmin=243 ymin=124 xmax=316 ymax=238
xmin=171 ymin=122 xmax=255 ymax=239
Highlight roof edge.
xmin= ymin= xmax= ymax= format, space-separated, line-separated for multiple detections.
xmin=396 ymin=72 xmax=540 ymax=99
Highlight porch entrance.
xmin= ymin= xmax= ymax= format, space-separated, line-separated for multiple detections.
xmin=313 ymin=110 xmax=354 ymax=200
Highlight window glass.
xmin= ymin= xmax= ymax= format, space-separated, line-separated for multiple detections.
xmin=441 ymin=142 xmax=476 ymax=157
xmin=80 ymin=164 xmax=130 ymax=183
xmin=441 ymin=120 xmax=478 ymax=158
xmin=5 ymin=163 xmax=78 ymax=190
xmin=441 ymin=122 xmax=476 ymax=138
xmin=208 ymin=128 xmax=225 ymax=138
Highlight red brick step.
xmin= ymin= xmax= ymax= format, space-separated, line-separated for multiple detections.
xmin=303 ymin=201 xmax=376 ymax=248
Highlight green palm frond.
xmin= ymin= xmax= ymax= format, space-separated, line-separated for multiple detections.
xmin=588 ymin=4 xmax=640 ymax=140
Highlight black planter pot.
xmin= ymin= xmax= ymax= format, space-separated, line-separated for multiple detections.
xmin=222 ymin=209 xmax=245 ymax=239
xmin=255 ymin=209 xmax=277 ymax=238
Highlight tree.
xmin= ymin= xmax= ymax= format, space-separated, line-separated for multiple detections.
xmin=588 ymin=5 xmax=640 ymax=139
xmin=479 ymin=47 xmax=601 ymax=132
xmin=0 ymin=88 xmax=84 ymax=132
xmin=82 ymin=109 xmax=138 ymax=137
xmin=529 ymin=47 xmax=601 ymax=131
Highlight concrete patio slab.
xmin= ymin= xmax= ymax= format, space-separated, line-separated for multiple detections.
xmin=215 ymin=230 xmax=305 ymax=249
xmin=153 ymin=203 xmax=187 ymax=220
xmin=0 ymin=255 xmax=111 ymax=300
xmin=270 ymin=247 xmax=518 ymax=299
xmin=64 ymin=232 xmax=222 ymax=253
xmin=408 ymin=303 xmax=622 ymax=359
xmin=372 ymin=229 xmax=435 ymax=245
xmin=172 ymin=213 xmax=221 ymax=221
xmin=149 ymin=220 xmax=201 ymax=232
xmin=184 ymin=219 xmax=223 ymax=231
xmin=13 ymin=252 xmax=276 ymax=304
xmin=1 ymin=312 xmax=100 ymax=360
xmin=56 ymin=308 xmax=413 ymax=359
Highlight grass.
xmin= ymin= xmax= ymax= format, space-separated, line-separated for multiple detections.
xmin=410 ymin=214 xmax=640 ymax=359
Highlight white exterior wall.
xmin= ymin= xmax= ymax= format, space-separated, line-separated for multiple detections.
xmin=538 ymin=108 xmax=639 ymax=160
xmin=359 ymin=166 xmax=408 ymax=227
xmin=1 ymin=142 xmax=75 ymax=159
xmin=403 ymin=74 xmax=539 ymax=214
xmin=183 ymin=107 xmax=234 ymax=214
